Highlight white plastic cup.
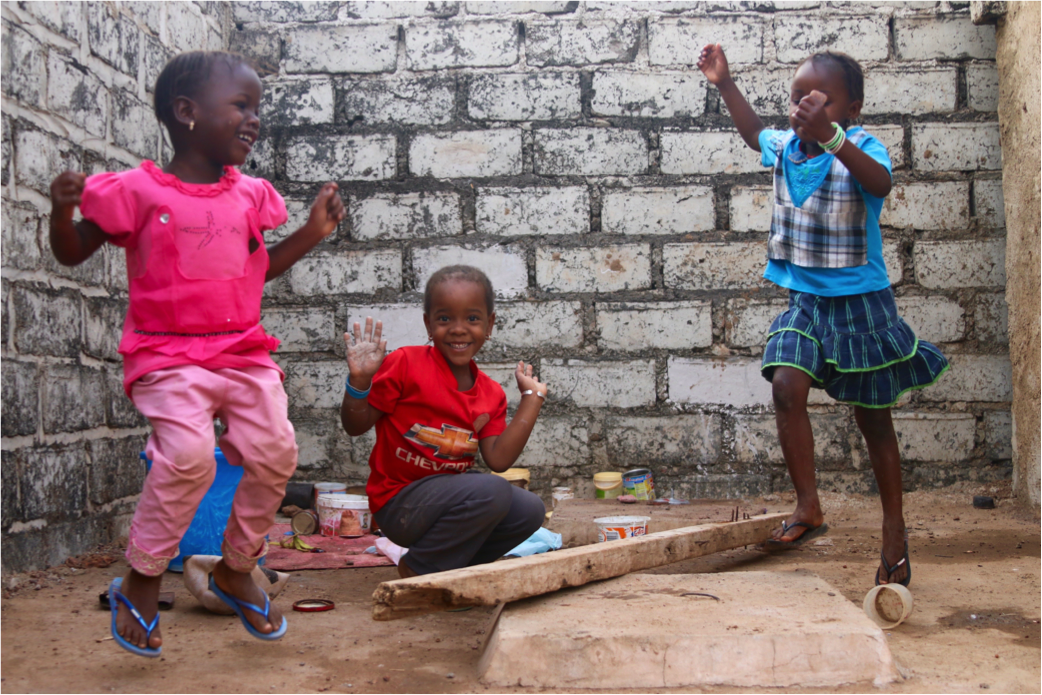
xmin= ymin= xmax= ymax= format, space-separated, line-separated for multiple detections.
xmin=594 ymin=515 xmax=650 ymax=542
xmin=863 ymin=584 xmax=914 ymax=628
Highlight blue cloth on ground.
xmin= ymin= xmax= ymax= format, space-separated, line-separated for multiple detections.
xmin=506 ymin=527 xmax=562 ymax=557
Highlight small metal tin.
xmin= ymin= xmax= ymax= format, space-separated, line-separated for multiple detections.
xmin=290 ymin=509 xmax=318 ymax=535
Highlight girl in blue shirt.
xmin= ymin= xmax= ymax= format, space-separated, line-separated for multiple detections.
xmin=699 ymin=45 xmax=949 ymax=587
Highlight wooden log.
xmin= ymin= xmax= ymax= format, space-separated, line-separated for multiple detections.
xmin=372 ymin=512 xmax=786 ymax=621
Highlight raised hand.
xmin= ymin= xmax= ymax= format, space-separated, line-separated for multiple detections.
xmin=50 ymin=171 xmax=86 ymax=219
xmin=307 ymin=182 xmax=345 ymax=239
xmin=697 ymin=43 xmax=731 ymax=85
xmin=514 ymin=361 xmax=548 ymax=399
xmin=344 ymin=317 xmax=387 ymax=389
xmin=791 ymin=90 xmax=834 ymax=144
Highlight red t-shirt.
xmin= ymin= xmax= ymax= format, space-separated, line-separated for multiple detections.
xmin=366 ymin=346 xmax=508 ymax=514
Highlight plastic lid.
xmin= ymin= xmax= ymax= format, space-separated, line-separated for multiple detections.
xmin=593 ymin=472 xmax=623 ymax=482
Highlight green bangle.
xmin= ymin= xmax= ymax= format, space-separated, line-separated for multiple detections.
xmin=820 ymin=123 xmax=844 ymax=152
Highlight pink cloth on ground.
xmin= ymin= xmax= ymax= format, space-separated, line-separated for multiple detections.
xmin=127 ymin=364 xmax=298 ymax=575
xmin=79 ymin=160 xmax=289 ymax=396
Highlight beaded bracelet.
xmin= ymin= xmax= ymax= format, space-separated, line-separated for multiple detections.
xmin=345 ymin=376 xmax=371 ymax=399
xmin=819 ymin=122 xmax=846 ymax=154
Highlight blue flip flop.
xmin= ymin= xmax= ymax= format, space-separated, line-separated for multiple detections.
xmin=208 ymin=575 xmax=287 ymax=641
xmin=108 ymin=577 xmax=161 ymax=658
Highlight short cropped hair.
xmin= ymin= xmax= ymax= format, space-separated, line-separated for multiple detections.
xmin=799 ymin=51 xmax=864 ymax=104
xmin=153 ymin=51 xmax=249 ymax=128
xmin=423 ymin=265 xmax=495 ymax=315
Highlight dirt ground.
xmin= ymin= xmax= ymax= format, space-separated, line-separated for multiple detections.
xmin=2 ymin=484 xmax=1039 ymax=694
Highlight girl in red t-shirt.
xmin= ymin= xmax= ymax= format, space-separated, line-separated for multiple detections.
xmin=340 ymin=265 xmax=548 ymax=577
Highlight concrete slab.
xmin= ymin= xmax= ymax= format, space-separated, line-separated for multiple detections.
xmin=549 ymin=498 xmax=754 ymax=547
xmin=479 ymin=571 xmax=900 ymax=689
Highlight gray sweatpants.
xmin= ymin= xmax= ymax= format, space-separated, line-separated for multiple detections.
xmin=373 ymin=472 xmax=545 ymax=575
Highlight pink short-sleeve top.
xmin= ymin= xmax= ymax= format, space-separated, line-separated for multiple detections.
xmin=80 ymin=161 xmax=290 ymax=396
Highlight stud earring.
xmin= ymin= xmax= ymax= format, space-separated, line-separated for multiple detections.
xmin=189 ymin=120 xmax=195 ymax=131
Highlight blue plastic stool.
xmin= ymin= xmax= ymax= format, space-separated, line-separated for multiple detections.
xmin=141 ymin=448 xmax=260 ymax=573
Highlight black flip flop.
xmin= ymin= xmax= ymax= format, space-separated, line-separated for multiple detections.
xmin=764 ymin=521 xmax=829 ymax=549
xmin=875 ymin=541 xmax=911 ymax=587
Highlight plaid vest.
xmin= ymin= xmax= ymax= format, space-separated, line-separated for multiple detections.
xmin=768 ymin=129 xmax=870 ymax=269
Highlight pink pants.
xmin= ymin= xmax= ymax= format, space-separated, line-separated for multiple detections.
xmin=126 ymin=365 xmax=297 ymax=575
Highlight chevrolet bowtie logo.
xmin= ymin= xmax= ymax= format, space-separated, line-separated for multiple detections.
xmin=404 ymin=423 xmax=479 ymax=460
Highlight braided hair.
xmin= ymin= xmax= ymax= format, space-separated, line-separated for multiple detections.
xmin=153 ymin=51 xmax=250 ymax=128
xmin=423 ymin=265 xmax=495 ymax=315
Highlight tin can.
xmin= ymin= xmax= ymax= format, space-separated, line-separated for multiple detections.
xmin=290 ymin=509 xmax=318 ymax=536
xmin=622 ymin=468 xmax=654 ymax=501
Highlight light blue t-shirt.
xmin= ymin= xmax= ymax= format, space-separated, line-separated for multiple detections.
xmin=758 ymin=127 xmax=893 ymax=297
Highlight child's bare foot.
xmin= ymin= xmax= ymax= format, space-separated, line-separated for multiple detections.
xmin=115 ymin=570 xmax=163 ymax=650
xmin=876 ymin=519 xmax=909 ymax=585
xmin=211 ymin=559 xmax=284 ymax=635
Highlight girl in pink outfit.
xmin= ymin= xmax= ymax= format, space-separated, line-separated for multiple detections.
xmin=48 ymin=52 xmax=344 ymax=656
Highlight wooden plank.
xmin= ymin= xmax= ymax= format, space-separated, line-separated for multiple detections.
xmin=372 ymin=512 xmax=786 ymax=621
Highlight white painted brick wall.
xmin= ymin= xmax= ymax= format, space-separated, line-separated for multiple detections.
xmin=268 ymin=199 xmax=315 ymax=244
xmin=862 ymin=67 xmax=957 ymax=115
xmin=660 ymin=131 xmax=762 ymax=175
xmin=236 ymin=1 xmax=339 ymax=23
xmin=405 ymin=19 xmax=518 ymax=70
xmin=668 ymin=357 xmax=772 ymax=408
xmin=495 ymin=301 xmax=584 ymax=348
xmin=733 ymin=413 xmax=848 ymax=465
xmin=914 ymin=240 xmax=1006 ymax=289
xmin=894 ymin=15 xmax=997 ymax=61
xmin=288 ymin=249 xmax=402 ymax=296
xmin=895 ymin=296 xmax=966 ymax=344
xmin=536 ymin=244 xmax=652 ymax=293
xmin=912 ymin=122 xmax=1002 ymax=172
xmin=341 ymin=75 xmax=456 ymax=125
xmin=597 ymin=300 xmax=712 ymax=351
xmin=966 ymin=62 xmax=1000 ymax=112
xmin=881 ymin=181 xmax=970 ymax=230
xmin=339 ymin=1 xmax=458 ymax=20
xmin=413 ymin=244 xmax=529 ymax=299
xmin=467 ymin=3 xmax=574 ymax=16
xmin=663 ymin=242 xmax=768 ymax=290
xmin=974 ymin=292 xmax=1008 ymax=344
xmin=883 ymin=240 xmax=904 ymax=286
xmin=973 ymin=179 xmax=1005 ymax=228
xmin=283 ymin=361 xmax=345 ymax=409
xmin=478 ymin=361 xmax=524 ymax=408
xmin=870 ymin=125 xmax=907 ymax=170
xmin=476 ymin=186 xmax=589 ymax=237
xmin=352 ymin=192 xmax=462 ymax=240
xmin=728 ymin=66 xmax=796 ymax=117
xmin=469 ymin=72 xmax=581 ymax=121
xmin=726 ymin=299 xmax=789 ymax=348
xmin=410 ymin=130 xmax=523 ymax=178
xmin=343 ymin=303 xmax=427 ymax=351
xmin=919 ymin=354 xmax=1012 ymax=403
xmin=541 ymin=359 xmax=656 ymax=408
xmin=283 ymin=22 xmax=399 ymax=74
xmin=984 ymin=410 xmax=1012 ymax=460
xmin=648 ymin=16 xmax=765 ymax=66
xmin=262 ymin=78 xmax=336 ymax=126
xmin=513 ymin=417 xmax=590 ymax=469
xmin=285 ymin=134 xmax=396 ymax=182
xmin=605 ymin=414 xmax=722 ymax=466
xmin=775 ymin=15 xmax=889 ymax=62
xmin=534 ymin=128 xmax=648 ymax=176
xmin=262 ymin=307 xmax=337 ymax=353
xmin=591 ymin=71 xmax=706 ymax=119
xmin=46 ymin=52 xmax=109 ymax=137
xmin=892 ymin=412 xmax=976 ymax=463
xmin=601 ymin=186 xmax=715 ymax=235
xmin=526 ymin=18 xmax=640 ymax=67
xmin=729 ymin=185 xmax=771 ymax=233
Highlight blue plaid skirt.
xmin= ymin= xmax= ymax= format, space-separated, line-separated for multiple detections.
xmin=761 ymin=288 xmax=950 ymax=408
